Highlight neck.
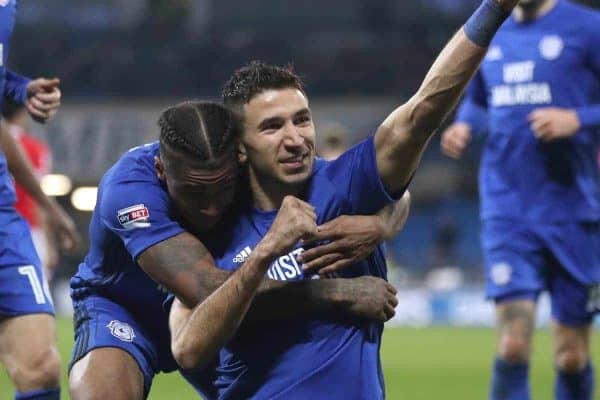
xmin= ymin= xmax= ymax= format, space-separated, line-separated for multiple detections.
xmin=248 ymin=168 xmax=303 ymax=211
xmin=514 ymin=0 xmax=557 ymax=22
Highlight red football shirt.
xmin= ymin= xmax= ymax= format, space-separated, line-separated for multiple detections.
xmin=13 ymin=130 xmax=51 ymax=228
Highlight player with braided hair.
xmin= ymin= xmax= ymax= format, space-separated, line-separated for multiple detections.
xmin=68 ymin=100 xmax=405 ymax=400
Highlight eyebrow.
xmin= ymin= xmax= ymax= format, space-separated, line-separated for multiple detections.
xmin=257 ymin=108 xmax=311 ymax=130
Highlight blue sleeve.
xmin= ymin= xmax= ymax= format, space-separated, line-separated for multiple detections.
xmin=576 ymin=16 xmax=600 ymax=128
xmin=4 ymin=69 xmax=30 ymax=104
xmin=98 ymin=176 xmax=185 ymax=261
xmin=455 ymin=71 xmax=489 ymax=135
xmin=320 ymin=136 xmax=400 ymax=215
xmin=455 ymin=98 xmax=489 ymax=136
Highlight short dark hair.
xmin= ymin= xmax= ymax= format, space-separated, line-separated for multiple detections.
xmin=222 ymin=61 xmax=305 ymax=113
xmin=1 ymin=98 xmax=25 ymax=120
xmin=158 ymin=100 xmax=240 ymax=165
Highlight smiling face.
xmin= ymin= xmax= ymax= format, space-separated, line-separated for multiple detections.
xmin=239 ymin=88 xmax=316 ymax=190
xmin=156 ymin=150 xmax=239 ymax=232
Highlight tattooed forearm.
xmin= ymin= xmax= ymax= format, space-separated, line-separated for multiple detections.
xmin=137 ymin=232 xmax=231 ymax=308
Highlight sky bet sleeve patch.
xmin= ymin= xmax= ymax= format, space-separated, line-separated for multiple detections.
xmin=117 ymin=204 xmax=151 ymax=229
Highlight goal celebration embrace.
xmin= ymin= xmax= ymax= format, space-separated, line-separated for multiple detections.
xmin=1 ymin=0 xmax=599 ymax=399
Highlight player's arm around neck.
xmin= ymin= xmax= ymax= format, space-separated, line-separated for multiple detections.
xmin=374 ymin=0 xmax=518 ymax=194
xmin=169 ymin=196 xmax=318 ymax=369
xmin=169 ymin=244 xmax=280 ymax=370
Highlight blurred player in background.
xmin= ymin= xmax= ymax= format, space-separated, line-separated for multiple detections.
xmin=317 ymin=122 xmax=349 ymax=160
xmin=441 ymin=0 xmax=600 ymax=398
xmin=2 ymin=99 xmax=59 ymax=282
xmin=167 ymin=0 xmax=522 ymax=397
xmin=1 ymin=1 xmax=80 ymax=399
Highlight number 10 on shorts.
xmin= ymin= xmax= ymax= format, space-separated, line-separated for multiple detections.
xmin=18 ymin=265 xmax=52 ymax=305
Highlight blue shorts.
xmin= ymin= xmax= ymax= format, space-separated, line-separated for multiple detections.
xmin=482 ymin=219 xmax=600 ymax=326
xmin=69 ymin=295 xmax=176 ymax=397
xmin=0 ymin=209 xmax=53 ymax=316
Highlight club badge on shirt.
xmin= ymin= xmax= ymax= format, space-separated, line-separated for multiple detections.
xmin=117 ymin=204 xmax=151 ymax=229
xmin=539 ymin=35 xmax=564 ymax=61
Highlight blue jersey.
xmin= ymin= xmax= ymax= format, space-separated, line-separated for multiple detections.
xmin=456 ymin=0 xmax=600 ymax=222
xmin=0 ymin=0 xmax=30 ymax=208
xmin=70 ymin=142 xmax=185 ymax=371
xmin=196 ymin=136 xmax=397 ymax=400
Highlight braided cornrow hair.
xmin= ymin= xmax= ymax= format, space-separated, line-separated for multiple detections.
xmin=158 ymin=100 xmax=240 ymax=163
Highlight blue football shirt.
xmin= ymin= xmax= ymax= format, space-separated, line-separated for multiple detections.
xmin=456 ymin=0 xmax=600 ymax=222
xmin=197 ymin=136 xmax=398 ymax=400
xmin=70 ymin=142 xmax=185 ymax=370
xmin=0 ymin=0 xmax=30 ymax=209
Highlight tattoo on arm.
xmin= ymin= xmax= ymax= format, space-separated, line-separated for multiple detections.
xmin=137 ymin=232 xmax=231 ymax=308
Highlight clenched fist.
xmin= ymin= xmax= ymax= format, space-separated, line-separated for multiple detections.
xmin=26 ymin=78 xmax=61 ymax=123
xmin=260 ymin=196 xmax=318 ymax=257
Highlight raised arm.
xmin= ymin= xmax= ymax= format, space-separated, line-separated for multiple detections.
xmin=375 ymin=0 xmax=518 ymax=194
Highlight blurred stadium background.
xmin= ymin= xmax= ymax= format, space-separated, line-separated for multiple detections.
xmin=2 ymin=0 xmax=600 ymax=398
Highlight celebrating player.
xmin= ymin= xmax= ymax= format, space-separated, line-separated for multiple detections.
xmin=68 ymin=100 xmax=407 ymax=400
xmin=441 ymin=1 xmax=600 ymax=399
xmin=167 ymin=0 xmax=521 ymax=398
xmin=0 ymin=2 xmax=81 ymax=400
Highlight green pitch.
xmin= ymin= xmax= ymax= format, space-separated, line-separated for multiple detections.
xmin=0 ymin=318 xmax=598 ymax=399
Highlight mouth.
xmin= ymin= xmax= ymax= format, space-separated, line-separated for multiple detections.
xmin=279 ymin=153 xmax=308 ymax=171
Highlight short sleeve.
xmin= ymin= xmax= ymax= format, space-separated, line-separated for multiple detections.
xmin=4 ymin=69 xmax=30 ymax=104
xmin=455 ymin=97 xmax=489 ymax=136
xmin=98 ymin=175 xmax=185 ymax=261
xmin=319 ymin=136 xmax=400 ymax=215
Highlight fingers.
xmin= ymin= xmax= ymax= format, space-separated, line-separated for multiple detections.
xmin=300 ymin=252 xmax=345 ymax=273
xmin=385 ymin=282 xmax=397 ymax=296
xmin=25 ymin=101 xmax=50 ymax=121
xmin=28 ymin=96 xmax=57 ymax=112
xmin=316 ymin=259 xmax=354 ymax=276
xmin=35 ymin=88 xmax=61 ymax=104
xmin=35 ymin=77 xmax=61 ymax=91
xmin=383 ymin=302 xmax=396 ymax=321
xmin=299 ymin=241 xmax=336 ymax=264
xmin=441 ymin=126 xmax=470 ymax=159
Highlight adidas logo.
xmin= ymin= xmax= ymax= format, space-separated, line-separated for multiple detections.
xmin=233 ymin=246 xmax=253 ymax=263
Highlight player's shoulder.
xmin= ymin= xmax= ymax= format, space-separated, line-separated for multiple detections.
xmin=102 ymin=141 xmax=160 ymax=186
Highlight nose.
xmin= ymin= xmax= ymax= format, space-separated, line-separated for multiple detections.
xmin=283 ymin=122 xmax=304 ymax=147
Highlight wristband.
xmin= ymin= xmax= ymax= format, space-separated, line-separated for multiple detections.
xmin=464 ymin=0 xmax=510 ymax=47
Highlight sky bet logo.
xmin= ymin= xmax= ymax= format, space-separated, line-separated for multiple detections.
xmin=117 ymin=204 xmax=150 ymax=229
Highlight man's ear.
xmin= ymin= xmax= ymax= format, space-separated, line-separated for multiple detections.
xmin=155 ymin=156 xmax=166 ymax=181
xmin=237 ymin=142 xmax=248 ymax=164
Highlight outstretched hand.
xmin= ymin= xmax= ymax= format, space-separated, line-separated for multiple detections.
xmin=26 ymin=78 xmax=61 ymax=123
